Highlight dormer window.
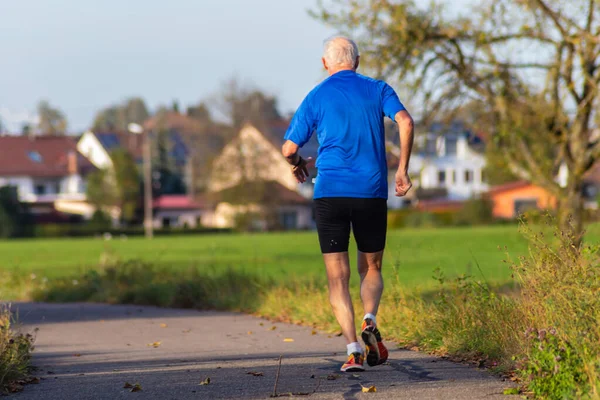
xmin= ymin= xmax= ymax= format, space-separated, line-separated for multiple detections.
xmin=28 ymin=151 xmax=43 ymax=163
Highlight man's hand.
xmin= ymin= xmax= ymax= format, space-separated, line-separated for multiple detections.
xmin=395 ymin=170 xmax=412 ymax=197
xmin=292 ymin=157 xmax=315 ymax=183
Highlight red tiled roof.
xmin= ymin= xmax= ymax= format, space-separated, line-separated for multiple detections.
xmin=487 ymin=180 xmax=532 ymax=195
xmin=0 ymin=135 xmax=95 ymax=177
xmin=153 ymin=195 xmax=202 ymax=210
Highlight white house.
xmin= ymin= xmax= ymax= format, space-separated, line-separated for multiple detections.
xmin=0 ymin=135 xmax=97 ymax=220
xmin=387 ymin=124 xmax=488 ymax=208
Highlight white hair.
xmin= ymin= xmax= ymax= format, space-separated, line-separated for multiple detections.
xmin=323 ymin=36 xmax=359 ymax=68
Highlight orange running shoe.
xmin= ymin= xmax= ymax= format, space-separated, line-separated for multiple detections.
xmin=340 ymin=352 xmax=365 ymax=372
xmin=361 ymin=318 xmax=389 ymax=367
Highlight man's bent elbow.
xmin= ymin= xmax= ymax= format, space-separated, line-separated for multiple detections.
xmin=395 ymin=111 xmax=414 ymax=131
xmin=282 ymin=140 xmax=299 ymax=158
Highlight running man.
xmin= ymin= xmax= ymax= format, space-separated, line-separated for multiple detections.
xmin=281 ymin=36 xmax=414 ymax=372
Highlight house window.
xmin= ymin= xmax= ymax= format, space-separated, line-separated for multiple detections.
xmin=425 ymin=137 xmax=437 ymax=155
xmin=445 ymin=137 xmax=457 ymax=155
xmin=34 ymin=184 xmax=46 ymax=195
xmin=438 ymin=170 xmax=446 ymax=185
xmin=514 ymin=199 xmax=538 ymax=216
xmin=28 ymin=151 xmax=43 ymax=163
xmin=481 ymin=170 xmax=487 ymax=183
xmin=281 ymin=211 xmax=298 ymax=230
xmin=464 ymin=170 xmax=473 ymax=183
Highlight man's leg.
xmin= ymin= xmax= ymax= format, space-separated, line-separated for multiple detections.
xmin=357 ymin=250 xmax=384 ymax=317
xmin=351 ymin=198 xmax=389 ymax=366
xmin=314 ymin=198 xmax=364 ymax=372
xmin=324 ymin=252 xmax=357 ymax=344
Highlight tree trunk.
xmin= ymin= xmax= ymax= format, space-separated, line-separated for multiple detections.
xmin=558 ymin=182 xmax=584 ymax=248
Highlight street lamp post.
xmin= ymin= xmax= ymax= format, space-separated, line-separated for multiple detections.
xmin=128 ymin=123 xmax=153 ymax=239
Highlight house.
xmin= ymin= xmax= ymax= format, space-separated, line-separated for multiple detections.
xmin=209 ymin=121 xmax=319 ymax=196
xmin=152 ymin=195 xmax=204 ymax=228
xmin=388 ymin=122 xmax=488 ymax=208
xmin=207 ymin=180 xmax=313 ymax=230
xmin=0 ymin=135 xmax=96 ymax=221
xmin=487 ymin=181 xmax=556 ymax=219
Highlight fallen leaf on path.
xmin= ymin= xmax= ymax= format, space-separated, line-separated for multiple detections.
xmin=269 ymin=326 xmax=277 ymax=331
xmin=199 ymin=377 xmax=211 ymax=386
xmin=130 ymin=383 xmax=142 ymax=392
xmin=246 ymin=371 xmax=264 ymax=376
xmin=147 ymin=341 xmax=161 ymax=348
xmin=123 ymin=382 xmax=133 ymax=388
xmin=259 ymin=322 xmax=264 ymax=326
xmin=247 ymin=331 xmax=253 ymax=335
xmin=335 ymin=332 xmax=343 ymax=337
xmin=326 ymin=374 xmax=340 ymax=380
xmin=361 ymin=385 xmax=377 ymax=393
xmin=73 ymin=354 xmax=81 ymax=357
xmin=160 ymin=323 xmax=168 ymax=328
xmin=283 ymin=338 xmax=294 ymax=342
xmin=311 ymin=330 xmax=317 ymax=335
xmin=352 ymin=374 xmax=360 ymax=378
xmin=310 ymin=374 xmax=315 ymax=379
xmin=182 ymin=329 xmax=191 ymax=333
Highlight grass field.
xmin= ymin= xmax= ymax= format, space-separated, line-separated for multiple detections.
xmin=0 ymin=225 xmax=532 ymax=290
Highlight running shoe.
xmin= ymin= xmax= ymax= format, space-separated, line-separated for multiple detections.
xmin=361 ymin=318 xmax=389 ymax=367
xmin=340 ymin=352 xmax=365 ymax=372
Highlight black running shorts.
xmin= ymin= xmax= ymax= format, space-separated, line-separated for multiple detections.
xmin=314 ymin=197 xmax=387 ymax=254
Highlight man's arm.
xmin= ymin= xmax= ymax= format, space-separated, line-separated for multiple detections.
xmin=394 ymin=110 xmax=414 ymax=197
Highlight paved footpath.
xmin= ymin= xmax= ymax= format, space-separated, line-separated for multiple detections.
xmin=11 ymin=303 xmax=516 ymax=399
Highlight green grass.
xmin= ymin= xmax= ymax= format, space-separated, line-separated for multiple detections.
xmin=0 ymin=226 xmax=528 ymax=290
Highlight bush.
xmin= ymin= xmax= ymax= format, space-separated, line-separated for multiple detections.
xmin=512 ymin=222 xmax=600 ymax=398
xmin=454 ymin=197 xmax=494 ymax=226
xmin=0 ymin=305 xmax=35 ymax=394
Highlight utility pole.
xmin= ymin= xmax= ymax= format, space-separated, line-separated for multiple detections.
xmin=128 ymin=123 xmax=153 ymax=238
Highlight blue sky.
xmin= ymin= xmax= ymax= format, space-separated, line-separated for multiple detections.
xmin=0 ymin=0 xmax=336 ymax=132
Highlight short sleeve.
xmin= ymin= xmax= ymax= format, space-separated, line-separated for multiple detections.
xmin=381 ymin=82 xmax=405 ymax=120
xmin=284 ymin=94 xmax=316 ymax=147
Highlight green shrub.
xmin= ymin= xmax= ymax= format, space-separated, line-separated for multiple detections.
xmin=454 ymin=197 xmax=494 ymax=226
xmin=0 ymin=305 xmax=35 ymax=393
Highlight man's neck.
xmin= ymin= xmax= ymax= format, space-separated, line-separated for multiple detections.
xmin=328 ymin=67 xmax=355 ymax=76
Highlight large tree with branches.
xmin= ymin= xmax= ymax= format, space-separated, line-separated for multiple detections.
xmin=314 ymin=0 xmax=600 ymax=239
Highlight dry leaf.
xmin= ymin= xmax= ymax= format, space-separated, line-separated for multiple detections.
xmin=147 ymin=341 xmax=161 ymax=348
xmin=352 ymin=374 xmax=360 ymax=378
xmin=283 ymin=338 xmax=294 ymax=342
xmin=123 ymin=382 xmax=133 ymax=389
xmin=246 ymin=371 xmax=264 ymax=377
xmin=247 ymin=331 xmax=253 ymax=335
xmin=160 ymin=323 xmax=168 ymax=328
xmin=199 ymin=377 xmax=211 ymax=386
xmin=259 ymin=322 xmax=264 ymax=326
xmin=311 ymin=330 xmax=317 ymax=335
xmin=361 ymin=385 xmax=377 ymax=393
xmin=182 ymin=329 xmax=191 ymax=333
xmin=326 ymin=374 xmax=340 ymax=380
xmin=73 ymin=354 xmax=81 ymax=357
xmin=130 ymin=383 xmax=142 ymax=392
xmin=269 ymin=326 xmax=277 ymax=331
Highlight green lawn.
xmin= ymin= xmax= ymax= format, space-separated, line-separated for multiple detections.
xmin=0 ymin=225 xmax=533 ymax=289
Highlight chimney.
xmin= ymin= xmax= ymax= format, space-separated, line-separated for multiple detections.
xmin=67 ymin=150 xmax=78 ymax=175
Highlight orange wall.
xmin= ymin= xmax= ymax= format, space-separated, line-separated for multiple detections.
xmin=491 ymin=185 xmax=557 ymax=219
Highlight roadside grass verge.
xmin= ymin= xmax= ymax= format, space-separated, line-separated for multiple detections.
xmin=0 ymin=305 xmax=36 ymax=394
xmin=6 ymin=222 xmax=597 ymax=398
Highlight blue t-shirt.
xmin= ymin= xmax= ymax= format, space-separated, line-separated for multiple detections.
xmin=284 ymin=70 xmax=405 ymax=199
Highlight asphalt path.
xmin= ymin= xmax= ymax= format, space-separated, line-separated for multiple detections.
xmin=11 ymin=303 xmax=517 ymax=399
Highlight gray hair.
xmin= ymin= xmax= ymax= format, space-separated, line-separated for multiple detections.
xmin=323 ymin=36 xmax=359 ymax=68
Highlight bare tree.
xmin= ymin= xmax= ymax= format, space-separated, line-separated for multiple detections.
xmin=314 ymin=0 xmax=600 ymax=239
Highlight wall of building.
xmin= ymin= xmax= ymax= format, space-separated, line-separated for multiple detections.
xmin=77 ymin=132 xmax=113 ymax=170
xmin=491 ymin=185 xmax=556 ymax=219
